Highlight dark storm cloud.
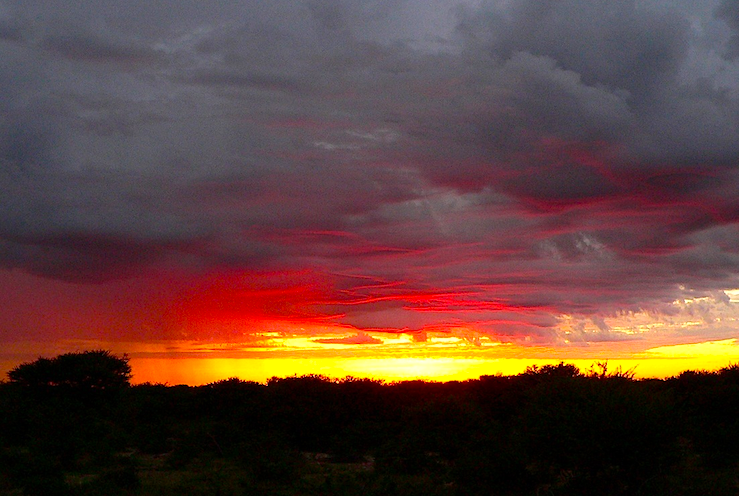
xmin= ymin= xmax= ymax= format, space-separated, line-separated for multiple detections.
xmin=716 ymin=0 xmax=739 ymax=59
xmin=0 ymin=18 xmax=20 ymax=42
xmin=456 ymin=0 xmax=691 ymax=99
xmin=38 ymin=27 xmax=158 ymax=64
xmin=443 ymin=0 xmax=739 ymax=169
xmin=1 ymin=0 xmax=739 ymax=342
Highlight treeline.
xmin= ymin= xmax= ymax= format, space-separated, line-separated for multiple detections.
xmin=1 ymin=355 xmax=739 ymax=495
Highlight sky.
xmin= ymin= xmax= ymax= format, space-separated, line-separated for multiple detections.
xmin=2 ymin=0 xmax=739 ymax=384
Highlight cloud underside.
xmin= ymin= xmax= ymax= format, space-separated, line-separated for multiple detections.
xmin=1 ymin=0 xmax=739 ymax=345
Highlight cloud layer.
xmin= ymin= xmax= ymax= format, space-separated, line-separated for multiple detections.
xmin=2 ymin=0 xmax=739 ymax=345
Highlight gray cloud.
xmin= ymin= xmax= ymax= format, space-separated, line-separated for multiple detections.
xmin=716 ymin=0 xmax=739 ymax=59
xmin=1 ymin=0 xmax=739 ymax=343
xmin=40 ymin=30 xmax=157 ymax=64
xmin=457 ymin=0 xmax=690 ymax=98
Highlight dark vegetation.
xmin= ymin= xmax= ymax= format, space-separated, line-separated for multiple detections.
xmin=2 ymin=352 xmax=739 ymax=495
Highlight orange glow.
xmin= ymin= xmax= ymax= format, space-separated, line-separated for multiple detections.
xmin=4 ymin=335 xmax=737 ymax=386
xmin=120 ymin=333 xmax=739 ymax=384
xmin=2 ymin=264 xmax=738 ymax=386
xmin=2 ymin=353 xmax=736 ymax=386
xmin=125 ymin=354 xmax=739 ymax=385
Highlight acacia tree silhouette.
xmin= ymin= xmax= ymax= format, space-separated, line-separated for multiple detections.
xmin=7 ymin=350 xmax=131 ymax=390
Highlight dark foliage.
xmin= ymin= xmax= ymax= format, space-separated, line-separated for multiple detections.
xmin=7 ymin=350 xmax=131 ymax=390
xmin=3 ymin=354 xmax=739 ymax=495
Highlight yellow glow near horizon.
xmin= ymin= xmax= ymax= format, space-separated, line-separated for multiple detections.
xmin=2 ymin=334 xmax=739 ymax=386
xmin=3 ymin=353 xmax=734 ymax=386
xmin=645 ymin=338 xmax=739 ymax=358
xmin=123 ymin=334 xmax=739 ymax=384
xmin=124 ymin=355 xmax=739 ymax=386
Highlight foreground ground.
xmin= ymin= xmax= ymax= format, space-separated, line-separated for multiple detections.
xmin=2 ymin=362 xmax=739 ymax=495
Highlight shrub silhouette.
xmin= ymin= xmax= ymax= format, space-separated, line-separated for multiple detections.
xmin=7 ymin=350 xmax=131 ymax=390
xmin=519 ymin=365 xmax=676 ymax=494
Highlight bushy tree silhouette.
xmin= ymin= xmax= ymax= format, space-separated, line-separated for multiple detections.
xmin=7 ymin=350 xmax=131 ymax=390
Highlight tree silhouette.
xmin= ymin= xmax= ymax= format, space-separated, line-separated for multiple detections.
xmin=7 ymin=350 xmax=131 ymax=390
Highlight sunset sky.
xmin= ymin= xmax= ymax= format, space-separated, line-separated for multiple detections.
xmin=2 ymin=0 xmax=739 ymax=384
